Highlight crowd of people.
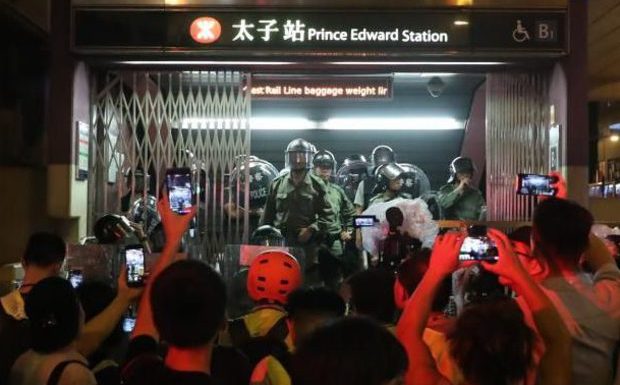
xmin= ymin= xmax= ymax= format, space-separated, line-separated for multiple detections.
xmin=0 ymin=141 xmax=620 ymax=385
xmin=2 ymin=176 xmax=620 ymax=385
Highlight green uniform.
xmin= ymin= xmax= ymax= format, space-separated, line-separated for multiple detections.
xmin=323 ymin=182 xmax=357 ymax=257
xmin=437 ymin=183 xmax=486 ymax=221
xmin=260 ymin=171 xmax=334 ymax=263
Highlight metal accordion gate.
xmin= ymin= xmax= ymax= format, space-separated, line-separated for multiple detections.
xmin=89 ymin=70 xmax=251 ymax=262
xmin=486 ymin=71 xmax=550 ymax=222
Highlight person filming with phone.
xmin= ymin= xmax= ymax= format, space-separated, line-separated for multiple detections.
xmin=437 ymin=157 xmax=486 ymax=221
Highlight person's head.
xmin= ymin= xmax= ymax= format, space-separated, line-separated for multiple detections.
xmin=151 ymin=260 xmax=226 ymax=348
xmin=250 ymin=225 xmax=285 ymax=247
xmin=507 ymin=226 xmax=546 ymax=282
xmin=448 ymin=157 xmax=475 ymax=184
xmin=76 ymin=281 xmax=125 ymax=363
xmin=386 ymin=207 xmax=404 ymax=229
xmin=291 ymin=317 xmax=407 ymax=385
xmin=452 ymin=265 xmax=507 ymax=315
xmin=247 ymin=250 xmax=302 ymax=306
xmin=285 ymin=138 xmax=315 ymax=171
xmin=532 ymin=198 xmax=593 ymax=269
xmin=394 ymin=251 xmax=451 ymax=312
xmin=375 ymin=163 xmax=405 ymax=194
xmin=371 ymin=145 xmax=396 ymax=169
xmin=26 ymin=277 xmax=83 ymax=353
xmin=448 ymin=298 xmax=535 ymax=385
xmin=22 ymin=232 xmax=66 ymax=275
xmin=286 ymin=287 xmax=346 ymax=345
xmin=313 ymin=150 xmax=337 ymax=182
xmin=346 ymin=269 xmax=396 ymax=324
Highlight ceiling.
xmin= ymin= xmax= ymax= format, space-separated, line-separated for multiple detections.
xmin=589 ymin=0 xmax=620 ymax=100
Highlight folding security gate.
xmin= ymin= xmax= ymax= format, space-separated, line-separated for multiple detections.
xmin=486 ymin=72 xmax=550 ymax=221
xmin=89 ymin=71 xmax=251 ymax=261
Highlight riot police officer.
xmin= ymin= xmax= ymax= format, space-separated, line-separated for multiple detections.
xmin=336 ymin=154 xmax=370 ymax=203
xmin=354 ymin=145 xmax=396 ymax=212
xmin=312 ymin=150 xmax=357 ymax=280
xmin=368 ymin=163 xmax=411 ymax=207
xmin=260 ymin=139 xmax=334 ymax=266
xmin=437 ymin=156 xmax=486 ymax=221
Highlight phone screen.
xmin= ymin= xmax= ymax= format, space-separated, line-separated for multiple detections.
xmin=166 ymin=169 xmax=193 ymax=215
xmin=123 ymin=317 xmax=136 ymax=333
xmin=125 ymin=246 xmax=145 ymax=286
xmin=353 ymin=215 xmax=376 ymax=228
xmin=516 ymin=174 xmax=556 ymax=196
xmin=459 ymin=236 xmax=498 ymax=262
xmin=68 ymin=270 xmax=83 ymax=288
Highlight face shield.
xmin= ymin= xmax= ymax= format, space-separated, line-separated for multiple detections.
xmin=286 ymin=150 xmax=313 ymax=171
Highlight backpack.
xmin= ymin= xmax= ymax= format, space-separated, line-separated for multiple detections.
xmin=228 ymin=316 xmax=291 ymax=369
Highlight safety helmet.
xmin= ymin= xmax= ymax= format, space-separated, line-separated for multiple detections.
xmin=336 ymin=154 xmax=370 ymax=201
xmin=374 ymin=163 xmax=406 ymax=194
xmin=448 ymin=157 xmax=476 ymax=183
xmin=285 ymin=138 xmax=316 ymax=171
xmin=250 ymin=225 xmax=286 ymax=247
xmin=312 ymin=150 xmax=337 ymax=174
xmin=371 ymin=145 xmax=396 ymax=169
xmin=93 ymin=214 xmax=134 ymax=244
xmin=247 ymin=250 xmax=302 ymax=305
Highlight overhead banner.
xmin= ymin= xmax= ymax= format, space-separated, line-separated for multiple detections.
xmin=73 ymin=9 xmax=567 ymax=55
xmin=251 ymin=76 xmax=393 ymax=99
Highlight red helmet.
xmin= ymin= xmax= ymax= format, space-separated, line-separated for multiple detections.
xmin=247 ymin=250 xmax=302 ymax=305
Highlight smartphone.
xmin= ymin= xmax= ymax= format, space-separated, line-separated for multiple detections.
xmin=68 ymin=269 xmax=83 ymax=288
xmin=353 ymin=215 xmax=377 ymax=228
xmin=165 ymin=167 xmax=193 ymax=215
xmin=122 ymin=316 xmax=136 ymax=333
xmin=125 ymin=245 xmax=146 ymax=287
xmin=516 ymin=173 xmax=557 ymax=196
xmin=459 ymin=236 xmax=498 ymax=262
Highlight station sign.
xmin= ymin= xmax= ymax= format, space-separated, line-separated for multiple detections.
xmin=73 ymin=9 xmax=567 ymax=55
xmin=251 ymin=76 xmax=392 ymax=99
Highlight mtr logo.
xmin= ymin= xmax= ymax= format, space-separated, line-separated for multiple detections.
xmin=190 ymin=17 xmax=222 ymax=44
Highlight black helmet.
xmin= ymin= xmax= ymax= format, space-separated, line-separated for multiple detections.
xmin=336 ymin=155 xmax=371 ymax=200
xmin=374 ymin=163 xmax=406 ymax=193
xmin=313 ymin=150 xmax=337 ymax=174
xmin=285 ymin=138 xmax=316 ymax=171
xmin=93 ymin=214 xmax=134 ymax=244
xmin=448 ymin=157 xmax=476 ymax=183
xmin=230 ymin=156 xmax=279 ymax=210
xmin=250 ymin=225 xmax=285 ymax=247
xmin=371 ymin=145 xmax=396 ymax=168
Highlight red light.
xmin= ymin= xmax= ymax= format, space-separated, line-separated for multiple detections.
xmin=190 ymin=17 xmax=222 ymax=44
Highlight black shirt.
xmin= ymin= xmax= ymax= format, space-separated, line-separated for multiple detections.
xmin=122 ymin=335 xmax=250 ymax=385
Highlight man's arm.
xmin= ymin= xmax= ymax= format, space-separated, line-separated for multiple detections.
xmin=396 ymin=233 xmax=463 ymax=385
xmin=436 ymin=184 xmax=462 ymax=210
xmin=340 ymin=187 xmax=357 ymax=233
xmin=76 ymin=266 xmax=143 ymax=357
xmin=131 ymin=196 xmax=197 ymax=341
xmin=260 ymin=180 xmax=278 ymax=226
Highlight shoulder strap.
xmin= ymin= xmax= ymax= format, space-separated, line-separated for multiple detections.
xmin=47 ymin=360 xmax=89 ymax=385
xmin=266 ymin=316 xmax=290 ymax=341
xmin=229 ymin=318 xmax=252 ymax=347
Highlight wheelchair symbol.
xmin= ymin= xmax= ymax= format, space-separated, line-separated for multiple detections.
xmin=512 ymin=20 xmax=531 ymax=43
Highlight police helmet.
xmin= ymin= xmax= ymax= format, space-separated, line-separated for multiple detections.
xmin=371 ymin=145 xmax=396 ymax=168
xmin=448 ymin=157 xmax=476 ymax=183
xmin=312 ymin=150 xmax=337 ymax=174
xmin=285 ymin=138 xmax=316 ymax=171
xmin=250 ymin=225 xmax=286 ymax=247
xmin=374 ymin=163 xmax=406 ymax=193
xmin=230 ymin=156 xmax=279 ymax=210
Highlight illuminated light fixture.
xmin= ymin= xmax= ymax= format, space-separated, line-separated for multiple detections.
xmin=610 ymin=122 xmax=620 ymax=130
xmin=323 ymin=117 xmax=464 ymax=130
xmin=181 ymin=117 xmax=315 ymax=130
xmin=121 ymin=60 xmax=504 ymax=66
xmin=394 ymin=72 xmax=457 ymax=78
xmin=610 ymin=135 xmax=620 ymax=142
xmin=331 ymin=61 xmax=504 ymax=66
xmin=454 ymin=20 xmax=469 ymax=26
xmin=180 ymin=117 xmax=463 ymax=130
